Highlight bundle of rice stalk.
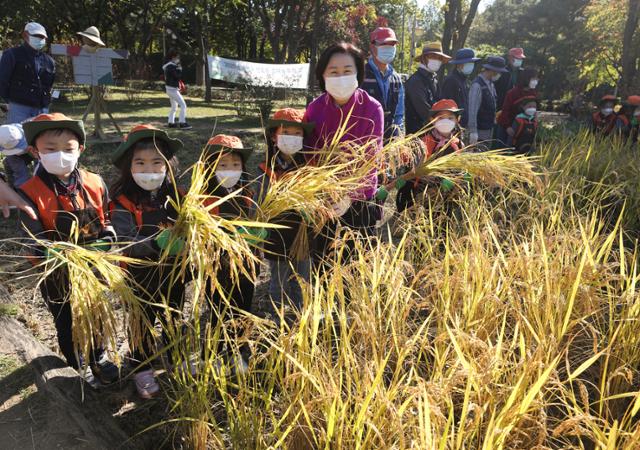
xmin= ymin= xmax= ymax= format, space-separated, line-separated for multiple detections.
xmin=163 ymin=153 xmax=274 ymax=311
xmin=31 ymin=224 xmax=148 ymax=367
xmin=411 ymin=148 xmax=541 ymax=191
xmin=255 ymin=156 xmax=376 ymax=233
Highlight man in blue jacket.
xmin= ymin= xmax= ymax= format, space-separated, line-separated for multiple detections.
xmin=441 ymin=48 xmax=480 ymax=128
xmin=362 ymin=27 xmax=404 ymax=144
xmin=0 ymin=22 xmax=56 ymax=124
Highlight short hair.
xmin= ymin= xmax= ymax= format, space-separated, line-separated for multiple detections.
xmin=166 ymin=49 xmax=179 ymax=61
xmin=315 ymin=42 xmax=365 ymax=92
xmin=34 ymin=128 xmax=82 ymax=146
xmin=517 ymin=67 xmax=539 ymax=88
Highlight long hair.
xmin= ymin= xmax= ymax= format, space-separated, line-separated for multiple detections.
xmin=111 ymin=138 xmax=180 ymax=206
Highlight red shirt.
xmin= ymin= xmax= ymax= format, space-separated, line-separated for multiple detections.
xmin=498 ymin=86 xmax=538 ymax=129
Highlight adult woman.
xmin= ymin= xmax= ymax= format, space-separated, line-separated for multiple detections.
xmin=162 ymin=50 xmax=191 ymax=130
xmin=497 ymin=67 xmax=539 ymax=146
xmin=303 ymin=42 xmax=384 ymax=265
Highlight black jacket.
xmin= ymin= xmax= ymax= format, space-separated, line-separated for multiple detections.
xmin=441 ymin=69 xmax=470 ymax=127
xmin=405 ymin=67 xmax=439 ymax=135
xmin=0 ymin=44 xmax=55 ymax=108
xmin=163 ymin=61 xmax=182 ymax=88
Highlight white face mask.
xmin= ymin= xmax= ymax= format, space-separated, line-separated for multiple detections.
xmin=216 ymin=170 xmax=242 ymax=189
xmin=376 ymin=45 xmax=396 ymax=65
xmin=324 ymin=74 xmax=358 ymax=102
xmin=525 ymin=107 xmax=537 ymax=116
xmin=601 ymin=108 xmax=614 ymax=116
xmin=634 ymin=108 xmax=640 ymax=117
xmin=461 ymin=63 xmax=475 ymax=76
xmin=277 ymin=135 xmax=303 ymax=155
xmin=434 ymin=118 xmax=456 ymax=135
xmin=28 ymin=35 xmax=46 ymax=51
xmin=132 ymin=172 xmax=166 ymax=191
xmin=529 ymin=79 xmax=539 ymax=89
xmin=426 ymin=59 xmax=442 ymax=73
xmin=492 ymin=73 xmax=502 ymax=82
xmin=39 ymin=151 xmax=79 ymax=176
xmin=512 ymin=59 xmax=523 ymax=68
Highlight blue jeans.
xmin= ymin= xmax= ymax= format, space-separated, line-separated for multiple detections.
xmin=4 ymin=103 xmax=44 ymax=187
xmin=268 ymin=258 xmax=310 ymax=310
xmin=6 ymin=102 xmax=48 ymax=124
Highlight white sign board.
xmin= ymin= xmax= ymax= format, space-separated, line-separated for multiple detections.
xmin=51 ymin=44 xmax=129 ymax=86
xmin=208 ymin=56 xmax=309 ymax=89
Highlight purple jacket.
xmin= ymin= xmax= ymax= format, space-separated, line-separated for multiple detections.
xmin=304 ymin=89 xmax=383 ymax=200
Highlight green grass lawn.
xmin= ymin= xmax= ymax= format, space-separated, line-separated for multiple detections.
xmin=52 ymin=87 xmax=277 ymax=181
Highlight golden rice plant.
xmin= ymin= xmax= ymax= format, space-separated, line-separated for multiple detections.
xmin=165 ymin=167 xmax=640 ymax=449
xmin=28 ymin=223 xmax=149 ymax=368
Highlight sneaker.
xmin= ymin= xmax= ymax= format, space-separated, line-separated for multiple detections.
xmin=178 ymin=122 xmax=192 ymax=130
xmin=134 ymin=369 xmax=160 ymax=399
xmin=90 ymin=359 xmax=120 ymax=385
xmin=166 ymin=123 xmax=178 ymax=128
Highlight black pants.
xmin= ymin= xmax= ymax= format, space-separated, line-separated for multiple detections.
xmin=312 ymin=199 xmax=379 ymax=272
xmin=40 ymin=269 xmax=104 ymax=369
xmin=203 ymin=260 xmax=256 ymax=357
xmin=128 ymin=265 xmax=186 ymax=370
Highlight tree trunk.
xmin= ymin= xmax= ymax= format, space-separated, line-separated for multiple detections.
xmin=453 ymin=0 xmax=482 ymax=50
xmin=621 ymin=0 xmax=640 ymax=94
xmin=441 ymin=0 xmax=460 ymax=56
xmin=307 ymin=0 xmax=322 ymax=102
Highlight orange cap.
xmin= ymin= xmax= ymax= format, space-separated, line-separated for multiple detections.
xmin=626 ymin=95 xmax=640 ymax=106
xmin=271 ymin=108 xmax=305 ymax=123
xmin=207 ymin=134 xmax=244 ymax=149
xmin=430 ymin=99 xmax=463 ymax=114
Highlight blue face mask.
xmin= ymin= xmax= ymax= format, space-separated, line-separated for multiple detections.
xmin=461 ymin=62 xmax=475 ymax=76
xmin=376 ymin=45 xmax=396 ymax=65
xmin=28 ymin=35 xmax=46 ymax=51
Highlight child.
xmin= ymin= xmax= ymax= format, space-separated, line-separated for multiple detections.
xmin=256 ymin=108 xmax=315 ymax=311
xmin=511 ymin=95 xmax=539 ymax=155
xmin=387 ymin=99 xmax=464 ymax=213
xmin=162 ymin=50 xmax=191 ymax=130
xmin=0 ymin=123 xmax=34 ymax=187
xmin=109 ymin=124 xmax=185 ymax=399
xmin=591 ymin=95 xmax=623 ymax=137
xmin=202 ymin=134 xmax=261 ymax=369
xmin=18 ymin=113 xmax=119 ymax=383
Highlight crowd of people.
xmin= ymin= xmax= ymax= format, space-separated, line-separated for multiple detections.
xmin=0 ymin=22 xmax=639 ymax=399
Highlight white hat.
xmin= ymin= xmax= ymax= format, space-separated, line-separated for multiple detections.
xmin=0 ymin=124 xmax=28 ymax=156
xmin=77 ymin=26 xmax=105 ymax=47
xmin=24 ymin=22 xmax=47 ymax=38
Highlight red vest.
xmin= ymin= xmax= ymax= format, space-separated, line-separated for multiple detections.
xmin=20 ymin=169 xmax=106 ymax=236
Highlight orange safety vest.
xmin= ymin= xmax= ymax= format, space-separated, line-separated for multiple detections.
xmin=110 ymin=191 xmax=182 ymax=229
xmin=20 ymin=169 xmax=106 ymax=234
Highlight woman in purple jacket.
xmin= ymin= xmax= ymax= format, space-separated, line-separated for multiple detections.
xmin=303 ymin=42 xmax=384 ymax=268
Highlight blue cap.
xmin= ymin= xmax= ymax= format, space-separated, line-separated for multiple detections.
xmin=449 ymin=48 xmax=481 ymax=65
xmin=482 ymin=56 xmax=509 ymax=73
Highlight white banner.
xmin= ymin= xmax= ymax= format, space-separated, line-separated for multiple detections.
xmin=208 ymin=56 xmax=309 ymax=89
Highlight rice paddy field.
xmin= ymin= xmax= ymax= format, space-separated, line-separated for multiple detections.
xmin=2 ymin=88 xmax=640 ymax=449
